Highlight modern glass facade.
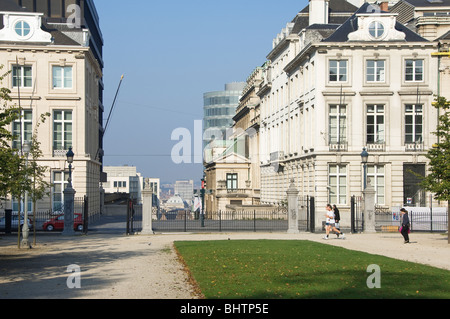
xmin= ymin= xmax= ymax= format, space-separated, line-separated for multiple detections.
xmin=203 ymin=82 xmax=245 ymax=147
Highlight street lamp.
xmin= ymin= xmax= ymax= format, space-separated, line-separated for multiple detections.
xmin=62 ymin=147 xmax=76 ymax=236
xmin=66 ymin=147 xmax=74 ymax=186
xmin=200 ymin=177 xmax=205 ymax=228
xmin=360 ymin=148 xmax=369 ymax=190
xmin=21 ymin=141 xmax=31 ymax=248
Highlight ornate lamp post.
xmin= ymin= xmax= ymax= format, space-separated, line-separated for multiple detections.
xmin=62 ymin=147 xmax=76 ymax=236
xmin=360 ymin=148 xmax=369 ymax=190
xmin=200 ymin=176 xmax=205 ymax=228
xmin=21 ymin=141 xmax=31 ymax=248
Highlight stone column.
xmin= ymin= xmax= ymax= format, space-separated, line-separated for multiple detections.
xmin=287 ymin=179 xmax=299 ymax=234
xmin=363 ymin=181 xmax=376 ymax=233
xmin=141 ymin=189 xmax=154 ymax=235
xmin=62 ymin=186 xmax=76 ymax=236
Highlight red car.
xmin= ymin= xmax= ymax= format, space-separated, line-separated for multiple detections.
xmin=43 ymin=214 xmax=84 ymax=231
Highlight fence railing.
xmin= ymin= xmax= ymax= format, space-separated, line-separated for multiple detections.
xmin=0 ymin=197 xmax=100 ymax=233
xmin=151 ymin=209 xmax=288 ymax=232
xmin=376 ymin=207 xmax=448 ymax=232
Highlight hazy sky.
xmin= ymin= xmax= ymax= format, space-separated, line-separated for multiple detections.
xmin=95 ymin=0 xmax=309 ymax=184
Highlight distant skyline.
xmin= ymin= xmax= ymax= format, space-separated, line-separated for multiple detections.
xmin=96 ymin=0 xmax=309 ymax=184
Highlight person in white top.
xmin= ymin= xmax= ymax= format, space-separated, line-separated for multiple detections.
xmin=323 ymin=204 xmax=345 ymax=240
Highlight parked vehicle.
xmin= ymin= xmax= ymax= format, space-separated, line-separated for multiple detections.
xmin=42 ymin=214 xmax=83 ymax=231
xmin=0 ymin=215 xmax=33 ymax=232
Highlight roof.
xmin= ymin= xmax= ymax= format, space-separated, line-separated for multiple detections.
xmin=0 ymin=0 xmax=27 ymax=12
xmin=0 ymin=1 xmax=81 ymax=47
xmin=292 ymin=0 xmax=358 ymax=33
xmin=437 ymin=30 xmax=450 ymax=40
xmin=401 ymin=0 xmax=450 ymax=7
xmin=323 ymin=2 xmax=429 ymax=42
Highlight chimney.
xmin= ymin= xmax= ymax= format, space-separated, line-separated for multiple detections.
xmin=309 ymin=0 xmax=329 ymax=25
xmin=380 ymin=1 xmax=389 ymax=12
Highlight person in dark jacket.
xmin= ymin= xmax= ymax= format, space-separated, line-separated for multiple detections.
xmin=400 ymin=208 xmax=410 ymax=244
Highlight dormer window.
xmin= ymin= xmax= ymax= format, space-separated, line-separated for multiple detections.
xmin=368 ymin=21 xmax=385 ymax=39
xmin=14 ymin=21 xmax=31 ymax=37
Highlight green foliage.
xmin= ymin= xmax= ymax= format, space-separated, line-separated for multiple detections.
xmin=0 ymin=65 xmax=50 ymax=202
xmin=422 ymin=96 xmax=450 ymax=202
xmin=175 ymin=240 xmax=450 ymax=299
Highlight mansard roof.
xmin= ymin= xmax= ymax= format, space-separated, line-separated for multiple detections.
xmin=322 ymin=2 xmax=429 ymax=43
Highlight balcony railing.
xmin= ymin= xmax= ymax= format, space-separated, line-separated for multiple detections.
xmin=367 ymin=142 xmax=386 ymax=152
xmin=405 ymin=142 xmax=424 ymax=152
xmin=53 ymin=149 xmax=68 ymax=157
xmin=329 ymin=142 xmax=348 ymax=152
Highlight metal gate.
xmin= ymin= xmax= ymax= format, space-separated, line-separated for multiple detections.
xmin=351 ymin=195 xmax=363 ymax=233
xmin=299 ymin=196 xmax=315 ymax=232
xmin=126 ymin=199 xmax=142 ymax=235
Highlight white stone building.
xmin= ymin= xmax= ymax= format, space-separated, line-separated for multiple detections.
xmin=0 ymin=6 xmax=103 ymax=215
xmin=103 ymin=166 xmax=144 ymax=202
xmin=257 ymin=0 xmax=447 ymax=229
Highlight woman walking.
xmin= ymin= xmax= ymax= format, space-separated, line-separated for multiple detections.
xmin=400 ymin=208 xmax=410 ymax=244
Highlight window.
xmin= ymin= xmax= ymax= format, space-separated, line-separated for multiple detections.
xmin=405 ymin=59 xmax=423 ymax=82
xmin=53 ymin=171 xmax=69 ymax=212
xmin=405 ymin=104 xmax=423 ymax=143
xmin=14 ymin=21 xmax=31 ymax=37
xmin=12 ymin=110 xmax=33 ymax=150
xmin=367 ymin=105 xmax=385 ymax=144
xmin=329 ymin=105 xmax=347 ymax=144
xmin=12 ymin=66 xmax=32 ymax=88
xmin=367 ymin=165 xmax=385 ymax=204
xmin=369 ymin=21 xmax=385 ymax=38
xmin=329 ymin=165 xmax=347 ymax=205
xmin=226 ymin=173 xmax=238 ymax=190
xmin=113 ymin=181 xmax=127 ymax=188
xmin=52 ymin=66 xmax=73 ymax=89
xmin=329 ymin=60 xmax=347 ymax=82
xmin=366 ymin=60 xmax=385 ymax=82
xmin=53 ymin=110 xmax=72 ymax=150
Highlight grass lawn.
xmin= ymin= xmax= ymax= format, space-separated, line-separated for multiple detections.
xmin=174 ymin=239 xmax=450 ymax=299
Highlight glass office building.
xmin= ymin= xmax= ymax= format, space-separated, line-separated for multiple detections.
xmin=203 ymin=82 xmax=245 ymax=148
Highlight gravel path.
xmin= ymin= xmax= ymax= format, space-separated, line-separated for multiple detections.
xmin=0 ymin=231 xmax=448 ymax=299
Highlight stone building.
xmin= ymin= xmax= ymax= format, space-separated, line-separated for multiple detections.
xmin=0 ymin=0 xmax=103 ymax=215
xmin=257 ymin=0 xmax=447 ymax=230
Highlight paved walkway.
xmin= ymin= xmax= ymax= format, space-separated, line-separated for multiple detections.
xmin=0 ymin=216 xmax=448 ymax=299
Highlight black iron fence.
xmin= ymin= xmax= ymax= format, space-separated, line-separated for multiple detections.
xmin=151 ymin=209 xmax=288 ymax=233
xmin=376 ymin=207 xmax=448 ymax=233
xmin=0 ymin=196 xmax=97 ymax=234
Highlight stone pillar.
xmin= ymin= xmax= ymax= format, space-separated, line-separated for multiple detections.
xmin=141 ymin=189 xmax=154 ymax=235
xmin=287 ymin=179 xmax=299 ymax=234
xmin=363 ymin=181 xmax=376 ymax=233
xmin=62 ymin=186 xmax=76 ymax=236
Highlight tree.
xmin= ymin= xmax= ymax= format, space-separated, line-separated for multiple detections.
xmin=421 ymin=95 xmax=450 ymax=243
xmin=29 ymin=112 xmax=51 ymax=244
xmin=0 ymin=65 xmax=51 ymax=247
xmin=0 ymin=66 xmax=23 ymax=200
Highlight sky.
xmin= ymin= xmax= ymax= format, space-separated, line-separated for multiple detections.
xmin=95 ymin=0 xmax=309 ymax=185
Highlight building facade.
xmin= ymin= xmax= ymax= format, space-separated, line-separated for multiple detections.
xmin=0 ymin=0 xmax=103 ymax=215
xmin=174 ymin=180 xmax=194 ymax=205
xmin=102 ymin=166 xmax=143 ymax=202
xmin=203 ymin=82 xmax=246 ymax=149
xmin=204 ymin=66 xmax=265 ymax=212
xmin=257 ymin=0 xmax=446 ymax=229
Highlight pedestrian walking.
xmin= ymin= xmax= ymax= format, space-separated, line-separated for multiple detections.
xmin=400 ymin=208 xmax=410 ymax=244
xmin=333 ymin=204 xmax=341 ymax=232
xmin=323 ymin=204 xmax=345 ymax=240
